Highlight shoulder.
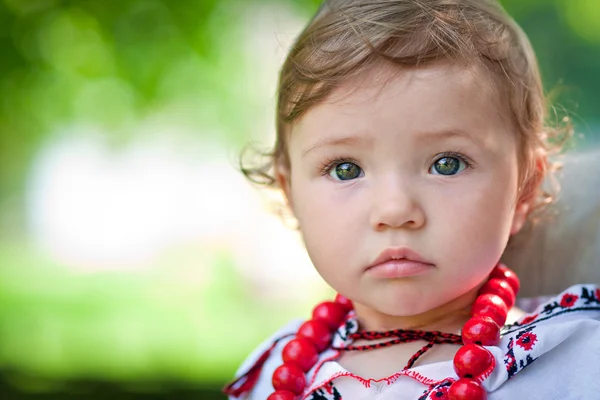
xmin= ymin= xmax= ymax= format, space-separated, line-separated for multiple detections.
xmin=506 ymin=283 xmax=600 ymax=337
xmin=225 ymin=319 xmax=303 ymax=400
xmin=486 ymin=284 xmax=600 ymax=397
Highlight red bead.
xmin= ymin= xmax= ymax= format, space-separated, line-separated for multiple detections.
xmin=479 ymin=278 xmax=516 ymax=309
xmin=267 ymin=390 xmax=297 ymax=400
xmin=462 ymin=316 xmax=500 ymax=346
xmin=490 ymin=264 xmax=520 ymax=294
xmin=448 ymin=378 xmax=487 ymax=400
xmin=272 ymin=363 xmax=306 ymax=394
xmin=334 ymin=294 xmax=354 ymax=312
xmin=453 ymin=344 xmax=494 ymax=378
xmin=297 ymin=320 xmax=332 ymax=352
xmin=312 ymin=301 xmax=346 ymax=330
xmin=282 ymin=338 xmax=319 ymax=372
xmin=471 ymin=293 xmax=508 ymax=327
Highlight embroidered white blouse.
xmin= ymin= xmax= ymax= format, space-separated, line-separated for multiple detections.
xmin=228 ymin=284 xmax=600 ymax=400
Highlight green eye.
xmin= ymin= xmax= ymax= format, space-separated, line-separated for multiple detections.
xmin=430 ymin=156 xmax=466 ymax=176
xmin=330 ymin=162 xmax=362 ymax=181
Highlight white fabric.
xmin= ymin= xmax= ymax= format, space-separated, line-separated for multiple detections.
xmin=229 ymin=284 xmax=600 ymax=400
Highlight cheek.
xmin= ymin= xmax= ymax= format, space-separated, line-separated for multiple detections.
xmin=437 ymin=176 xmax=518 ymax=259
xmin=292 ymin=172 xmax=360 ymax=225
xmin=291 ymin=180 xmax=364 ymax=265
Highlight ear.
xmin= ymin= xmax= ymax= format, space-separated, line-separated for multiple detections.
xmin=274 ymin=159 xmax=294 ymax=214
xmin=510 ymin=152 xmax=547 ymax=235
xmin=510 ymin=200 xmax=530 ymax=235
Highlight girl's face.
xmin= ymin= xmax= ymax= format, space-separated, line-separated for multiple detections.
xmin=277 ymin=63 xmax=532 ymax=326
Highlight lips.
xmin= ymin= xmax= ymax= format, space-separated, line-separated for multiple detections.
xmin=365 ymin=247 xmax=434 ymax=279
xmin=368 ymin=247 xmax=433 ymax=269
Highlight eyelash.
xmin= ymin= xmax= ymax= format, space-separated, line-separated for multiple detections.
xmin=319 ymin=156 xmax=359 ymax=176
xmin=318 ymin=151 xmax=475 ymax=176
xmin=432 ymin=151 xmax=475 ymax=170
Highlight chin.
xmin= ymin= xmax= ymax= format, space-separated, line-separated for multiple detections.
xmin=386 ymin=304 xmax=433 ymax=317
xmin=370 ymin=296 xmax=435 ymax=317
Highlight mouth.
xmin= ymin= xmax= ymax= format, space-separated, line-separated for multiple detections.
xmin=366 ymin=247 xmax=435 ymax=279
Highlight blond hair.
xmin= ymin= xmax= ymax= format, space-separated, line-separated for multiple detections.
xmin=242 ymin=0 xmax=570 ymax=214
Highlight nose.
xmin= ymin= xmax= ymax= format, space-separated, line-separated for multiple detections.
xmin=369 ymin=175 xmax=426 ymax=231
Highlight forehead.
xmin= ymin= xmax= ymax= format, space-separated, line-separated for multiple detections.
xmin=289 ymin=61 xmax=514 ymax=147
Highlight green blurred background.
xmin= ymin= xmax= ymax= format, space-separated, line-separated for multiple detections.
xmin=0 ymin=0 xmax=598 ymax=399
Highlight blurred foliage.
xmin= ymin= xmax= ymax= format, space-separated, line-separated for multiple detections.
xmin=502 ymin=0 xmax=600 ymax=130
xmin=0 ymin=0 xmax=318 ymax=213
xmin=0 ymin=240 xmax=311 ymax=397
xmin=0 ymin=0 xmax=598 ymax=398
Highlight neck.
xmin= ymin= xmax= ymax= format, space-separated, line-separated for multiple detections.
xmin=353 ymin=287 xmax=478 ymax=333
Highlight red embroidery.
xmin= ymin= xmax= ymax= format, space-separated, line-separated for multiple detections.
xmin=515 ymin=332 xmax=537 ymax=351
xmin=559 ymin=293 xmax=579 ymax=308
xmin=504 ymin=350 xmax=516 ymax=375
xmin=431 ymin=385 xmax=449 ymax=398
xmin=306 ymin=351 xmax=341 ymax=392
xmin=306 ymin=367 xmax=445 ymax=399
xmin=324 ymin=382 xmax=334 ymax=395
xmin=519 ymin=313 xmax=538 ymax=325
xmin=418 ymin=380 xmax=454 ymax=400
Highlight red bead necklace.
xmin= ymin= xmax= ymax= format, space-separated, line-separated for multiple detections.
xmin=267 ymin=263 xmax=520 ymax=400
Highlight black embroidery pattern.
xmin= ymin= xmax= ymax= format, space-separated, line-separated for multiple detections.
xmin=504 ymin=285 xmax=600 ymax=334
xmin=331 ymin=317 xmax=359 ymax=349
xmin=581 ymin=286 xmax=600 ymax=305
xmin=503 ymin=325 xmax=537 ymax=379
xmin=418 ymin=379 xmax=453 ymax=400
xmin=308 ymin=381 xmax=342 ymax=400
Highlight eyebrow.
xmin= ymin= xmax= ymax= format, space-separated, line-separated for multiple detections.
xmin=301 ymin=135 xmax=371 ymax=159
xmin=416 ymin=129 xmax=486 ymax=146
xmin=300 ymin=129 xmax=485 ymax=159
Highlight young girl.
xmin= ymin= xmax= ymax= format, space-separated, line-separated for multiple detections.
xmin=225 ymin=0 xmax=600 ymax=399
